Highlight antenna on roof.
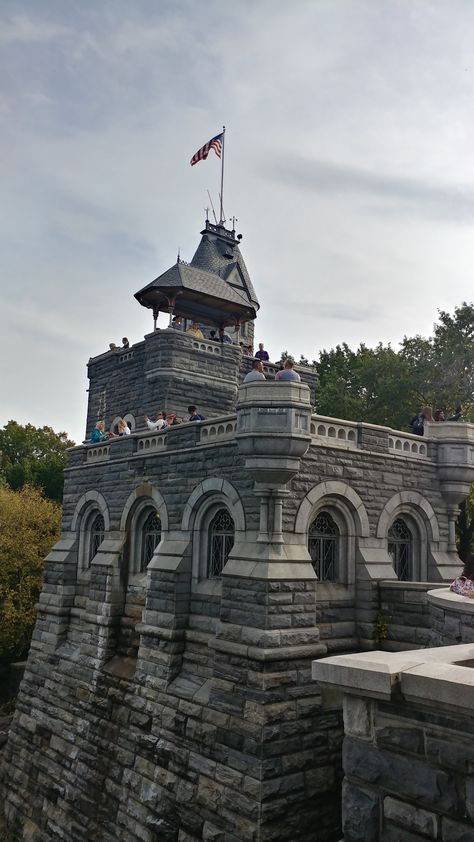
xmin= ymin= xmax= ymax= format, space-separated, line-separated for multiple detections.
xmin=207 ymin=190 xmax=218 ymax=225
xmin=177 ymin=248 xmax=180 ymax=263
xmin=205 ymin=206 xmax=210 ymax=221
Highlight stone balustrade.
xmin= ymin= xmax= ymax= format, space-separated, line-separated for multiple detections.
xmin=86 ymin=444 xmax=110 ymax=462
xmin=388 ymin=433 xmax=428 ymax=458
xmin=310 ymin=414 xmax=358 ymax=447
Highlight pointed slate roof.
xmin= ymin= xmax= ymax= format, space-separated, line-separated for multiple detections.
xmin=191 ymin=222 xmax=259 ymax=309
xmin=135 ymin=220 xmax=259 ymax=327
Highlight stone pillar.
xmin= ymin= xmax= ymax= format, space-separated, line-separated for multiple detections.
xmin=136 ymin=537 xmax=191 ymax=688
xmin=203 ymin=382 xmax=342 ymax=842
xmin=430 ymin=421 xmax=474 ymax=559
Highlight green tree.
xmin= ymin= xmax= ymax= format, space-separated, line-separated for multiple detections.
xmin=315 ymin=342 xmax=417 ymax=429
xmin=0 ymin=421 xmax=74 ymax=503
xmin=0 ymin=485 xmax=61 ymax=662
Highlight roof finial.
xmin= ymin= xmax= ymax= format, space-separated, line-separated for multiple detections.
xmin=177 ymin=248 xmax=180 ymax=263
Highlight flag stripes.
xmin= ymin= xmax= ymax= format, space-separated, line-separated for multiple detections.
xmin=190 ymin=133 xmax=223 ymax=166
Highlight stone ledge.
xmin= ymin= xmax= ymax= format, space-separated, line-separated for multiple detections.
xmin=313 ymin=643 xmax=474 ymax=705
xmin=427 ymin=587 xmax=474 ymax=614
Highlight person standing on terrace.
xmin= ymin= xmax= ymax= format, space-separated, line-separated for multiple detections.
xmin=255 ymin=343 xmax=269 ymax=361
xmin=90 ymin=421 xmax=108 ymax=443
xmin=186 ymin=322 xmax=204 ymax=339
xmin=275 ymin=359 xmax=301 ymax=382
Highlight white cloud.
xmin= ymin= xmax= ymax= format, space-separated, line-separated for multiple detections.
xmin=2 ymin=0 xmax=474 ymax=441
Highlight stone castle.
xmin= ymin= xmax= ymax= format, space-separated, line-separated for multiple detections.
xmin=3 ymin=218 xmax=474 ymax=841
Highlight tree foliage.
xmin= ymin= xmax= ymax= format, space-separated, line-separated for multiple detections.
xmin=292 ymin=302 xmax=474 ymax=429
xmin=282 ymin=302 xmax=474 ymax=556
xmin=0 ymin=421 xmax=74 ymax=503
xmin=0 ymin=485 xmax=61 ymax=662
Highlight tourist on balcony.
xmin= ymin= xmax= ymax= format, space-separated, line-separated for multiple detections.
xmin=255 ymin=343 xmax=269 ymax=361
xmin=410 ymin=406 xmax=433 ymax=436
xmin=243 ymin=360 xmax=266 ymax=383
xmin=447 ymin=404 xmax=463 ymax=421
xmin=108 ymin=342 xmax=118 ymax=351
xmin=434 ymin=409 xmax=445 ymax=422
xmin=121 ymin=337 xmax=129 ymax=349
xmin=275 ymin=359 xmax=301 ymax=382
xmin=218 ymin=327 xmax=232 ymax=344
xmin=90 ymin=421 xmax=109 ymax=443
xmin=209 ymin=329 xmax=217 ymax=340
xmin=117 ymin=419 xmax=131 ymax=436
xmin=188 ymin=405 xmax=205 ymax=421
xmin=186 ymin=322 xmax=204 ymax=339
xmin=166 ymin=412 xmax=180 ymax=426
xmin=171 ymin=317 xmax=183 ymax=330
xmin=450 ymin=555 xmax=474 ymax=598
xmin=144 ymin=411 xmax=168 ymax=431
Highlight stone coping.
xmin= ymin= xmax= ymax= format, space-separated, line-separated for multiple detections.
xmin=379 ymin=580 xmax=445 ymax=591
xmin=313 ymin=643 xmax=474 ymax=708
xmin=427 ymin=586 xmax=474 ymax=614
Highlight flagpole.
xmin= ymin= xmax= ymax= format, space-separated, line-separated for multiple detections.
xmin=219 ymin=125 xmax=225 ymax=224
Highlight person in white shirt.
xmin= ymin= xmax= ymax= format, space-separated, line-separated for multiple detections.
xmin=144 ymin=411 xmax=168 ymax=431
xmin=117 ymin=419 xmax=131 ymax=436
xmin=243 ymin=360 xmax=266 ymax=383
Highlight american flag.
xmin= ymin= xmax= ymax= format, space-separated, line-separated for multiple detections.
xmin=190 ymin=133 xmax=223 ymax=166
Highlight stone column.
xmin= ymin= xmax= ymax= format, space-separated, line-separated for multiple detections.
xmin=431 ymin=421 xmax=474 ymax=562
xmin=204 ymin=382 xmax=342 ymax=842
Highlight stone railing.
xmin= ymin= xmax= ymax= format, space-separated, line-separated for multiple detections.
xmin=86 ymin=445 xmax=110 ymax=463
xmin=310 ymin=414 xmax=358 ymax=447
xmin=310 ymin=415 xmax=429 ymax=459
xmin=200 ymin=416 xmax=237 ymax=442
xmin=118 ymin=350 xmax=134 ymax=363
xmin=388 ymin=432 xmax=428 ymax=458
xmin=191 ymin=340 xmax=224 ymax=355
xmin=136 ymin=431 xmax=168 ymax=452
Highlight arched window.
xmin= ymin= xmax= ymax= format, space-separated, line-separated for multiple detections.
xmin=140 ymin=510 xmax=161 ymax=571
xmin=388 ymin=518 xmax=413 ymax=581
xmin=207 ymin=508 xmax=234 ymax=578
xmin=308 ymin=511 xmax=338 ymax=581
xmin=89 ymin=513 xmax=105 ymax=566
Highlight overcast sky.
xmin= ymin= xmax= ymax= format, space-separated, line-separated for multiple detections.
xmin=2 ymin=0 xmax=474 ymax=443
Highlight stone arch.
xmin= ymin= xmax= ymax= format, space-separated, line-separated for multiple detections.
xmin=294 ymin=481 xmax=370 ymax=538
xmin=376 ymin=491 xmax=440 ymax=543
xmin=181 ymin=478 xmax=246 ymax=533
xmin=71 ymin=490 xmax=110 ymax=532
xmin=120 ymin=484 xmax=169 ymax=533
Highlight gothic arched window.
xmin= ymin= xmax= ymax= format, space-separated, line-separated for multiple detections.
xmin=141 ymin=510 xmax=162 ymax=571
xmin=308 ymin=511 xmax=339 ymax=581
xmin=388 ymin=518 xmax=413 ymax=581
xmin=207 ymin=508 xmax=234 ymax=578
xmin=89 ymin=513 xmax=105 ymax=566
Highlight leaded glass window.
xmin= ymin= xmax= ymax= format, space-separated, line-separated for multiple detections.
xmin=141 ymin=510 xmax=161 ymax=571
xmin=89 ymin=513 xmax=105 ymax=566
xmin=308 ymin=511 xmax=338 ymax=581
xmin=388 ymin=518 xmax=413 ymax=581
xmin=208 ymin=509 xmax=234 ymax=578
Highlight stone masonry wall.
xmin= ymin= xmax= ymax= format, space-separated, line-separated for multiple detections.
xmin=342 ymin=693 xmax=474 ymax=842
xmin=378 ymin=582 xmax=444 ymax=651
xmin=86 ymin=330 xmax=317 ymax=440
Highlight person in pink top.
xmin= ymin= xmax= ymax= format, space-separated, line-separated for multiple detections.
xmin=275 ymin=359 xmax=301 ymax=382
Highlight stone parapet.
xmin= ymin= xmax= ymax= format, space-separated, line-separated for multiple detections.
xmin=313 ymin=644 xmax=474 ymax=841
